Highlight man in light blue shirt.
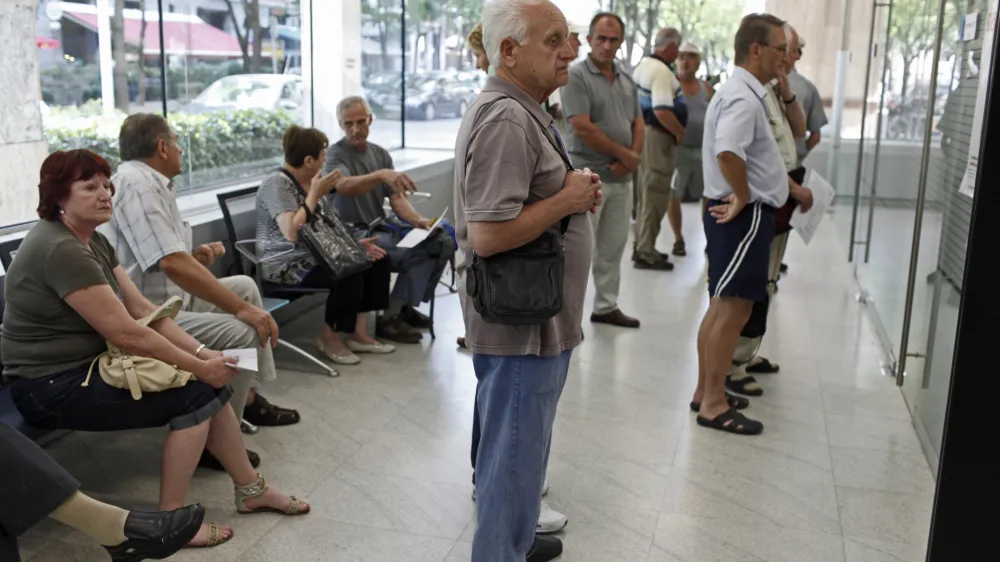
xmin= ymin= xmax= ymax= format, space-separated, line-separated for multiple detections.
xmin=693 ymin=13 xmax=813 ymax=436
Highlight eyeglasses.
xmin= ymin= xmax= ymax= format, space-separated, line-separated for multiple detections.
xmin=763 ymin=43 xmax=789 ymax=54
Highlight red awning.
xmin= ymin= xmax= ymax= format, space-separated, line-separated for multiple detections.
xmin=64 ymin=11 xmax=245 ymax=58
xmin=36 ymin=36 xmax=61 ymax=49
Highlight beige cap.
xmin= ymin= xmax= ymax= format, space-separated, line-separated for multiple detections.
xmin=569 ymin=22 xmax=588 ymax=35
xmin=679 ymin=42 xmax=701 ymax=56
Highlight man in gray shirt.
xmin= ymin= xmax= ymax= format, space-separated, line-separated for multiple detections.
xmin=324 ymin=96 xmax=456 ymax=344
xmin=562 ymin=12 xmax=643 ymax=329
xmin=454 ymin=1 xmax=596 ymax=559
xmin=787 ymin=28 xmax=828 ymax=167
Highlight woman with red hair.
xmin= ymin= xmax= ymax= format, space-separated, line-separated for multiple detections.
xmin=0 ymin=150 xmax=310 ymax=550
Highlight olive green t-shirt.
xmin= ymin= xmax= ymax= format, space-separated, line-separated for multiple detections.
xmin=1 ymin=220 xmax=121 ymax=379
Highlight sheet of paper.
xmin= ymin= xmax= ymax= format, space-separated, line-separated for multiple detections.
xmin=222 ymin=348 xmax=259 ymax=372
xmin=963 ymin=12 xmax=978 ymax=41
xmin=397 ymin=207 xmax=449 ymax=249
xmin=790 ymin=170 xmax=837 ymax=245
xmin=959 ymin=2 xmax=999 ymax=198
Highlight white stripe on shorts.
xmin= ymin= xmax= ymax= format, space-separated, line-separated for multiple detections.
xmin=714 ymin=202 xmax=762 ymax=298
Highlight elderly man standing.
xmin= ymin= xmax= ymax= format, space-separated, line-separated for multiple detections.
xmin=562 ymin=11 xmax=642 ymax=328
xmin=455 ymin=1 xmax=595 ymax=560
xmin=324 ymin=96 xmax=456 ymax=344
xmin=787 ymin=28 xmax=828 ymax=169
xmin=668 ymin=42 xmax=714 ymax=257
xmin=633 ymin=27 xmax=685 ymax=271
xmin=693 ymin=14 xmax=796 ymax=435
xmin=101 ymin=113 xmax=299 ymax=472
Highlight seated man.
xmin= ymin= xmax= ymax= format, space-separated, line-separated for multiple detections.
xmin=100 ymin=113 xmax=301 ymax=470
xmin=324 ymin=96 xmax=456 ymax=344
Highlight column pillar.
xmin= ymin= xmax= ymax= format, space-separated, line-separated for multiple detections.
xmin=0 ymin=0 xmax=49 ymax=227
xmin=301 ymin=0 xmax=363 ymax=137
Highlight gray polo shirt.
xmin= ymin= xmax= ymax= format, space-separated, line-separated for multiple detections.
xmin=788 ymin=69 xmax=828 ymax=167
xmin=561 ymin=58 xmax=641 ymax=183
xmin=454 ymin=77 xmax=594 ymax=357
xmin=324 ymin=138 xmax=394 ymax=225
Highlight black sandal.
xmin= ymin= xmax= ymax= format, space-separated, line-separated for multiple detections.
xmin=690 ymin=393 xmax=750 ymax=413
xmin=746 ymin=357 xmax=780 ymax=374
xmin=726 ymin=374 xmax=764 ymax=396
xmin=244 ymin=393 xmax=301 ymax=427
xmin=696 ymin=407 xmax=764 ymax=435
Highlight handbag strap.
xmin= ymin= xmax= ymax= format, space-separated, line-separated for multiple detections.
xmin=466 ymin=93 xmax=572 ymax=235
xmin=277 ymin=168 xmax=316 ymax=222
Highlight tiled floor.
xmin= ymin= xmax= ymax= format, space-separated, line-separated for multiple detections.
xmin=18 ymin=204 xmax=935 ymax=561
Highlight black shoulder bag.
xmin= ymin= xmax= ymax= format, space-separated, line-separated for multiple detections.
xmin=465 ymin=95 xmax=576 ymax=326
xmin=278 ymin=169 xmax=372 ymax=281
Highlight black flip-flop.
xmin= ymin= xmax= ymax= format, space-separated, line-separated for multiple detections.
xmin=690 ymin=392 xmax=750 ymax=413
xmin=696 ymin=407 xmax=764 ymax=435
xmin=726 ymin=374 xmax=764 ymax=396
xmin=747 ymin=357 xmax=780 ymax=374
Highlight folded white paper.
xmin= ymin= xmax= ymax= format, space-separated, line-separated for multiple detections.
xmin=222 ymin=348 xmax=259 ymax=372
xmin=790 ymin=170 xmax=837 ymax=245
xmin=398 ymin=207 xmax=449 ymax=249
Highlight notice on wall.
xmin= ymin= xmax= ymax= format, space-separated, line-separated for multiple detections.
xmin=959 ymin=2 xmax=999 ymax=198
xmin=962 ymin=13 xmax=979 ymax=41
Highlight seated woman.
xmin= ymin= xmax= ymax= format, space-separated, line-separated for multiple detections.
xmin=0 ymin=150 xmax=310 ymax=550
xmin=256 ymin=125 xmax=394 ymax=365
xmin=0 ymin=420 xmax=204 ymax=561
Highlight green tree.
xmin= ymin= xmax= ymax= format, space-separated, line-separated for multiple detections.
xmin=659 ymin=0 xmax=743 ymax=78
xmin=887 ymin=0 xmax=960 ymax=106
xmin=223 ymin=0 xmax=265 ymax=73
xmin=111 ymin=0 xmax=130 ymax=111
xmin=363 ymin=0 xmax=402 ymax=71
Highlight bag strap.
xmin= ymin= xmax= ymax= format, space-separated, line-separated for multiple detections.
xmin=466 ymin=93 xmax=572 ymax=235
xmin=277 ymin=168 xmax=316 ymax=222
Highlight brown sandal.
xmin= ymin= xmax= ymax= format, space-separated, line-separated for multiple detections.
xmin=235 ymin=473 xmax=310 ymax=516
xmin=187 ymin=522 xmax=233 ymax=548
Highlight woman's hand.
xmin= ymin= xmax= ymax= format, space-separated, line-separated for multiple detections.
xmin=310 ymin=169 xmax=341 ymax=198
xmin=194 ymin=356 xmax=239 ymax=388
xmin=359 ymin=237 xmax=387 ymax=260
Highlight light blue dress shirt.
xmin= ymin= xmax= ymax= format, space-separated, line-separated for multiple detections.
xmin=702 ymin=66 xmax=789 ymax=209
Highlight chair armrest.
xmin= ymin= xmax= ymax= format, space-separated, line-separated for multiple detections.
xmin=241 ymin=240 xmax=300 ymax=265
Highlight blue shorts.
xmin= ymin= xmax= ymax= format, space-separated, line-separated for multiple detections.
xmin=704 ymin=200 xmax=776 ymax=303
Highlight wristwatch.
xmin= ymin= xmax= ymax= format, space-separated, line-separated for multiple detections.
xmin=783 ymin=94 xmax=797 ymax=105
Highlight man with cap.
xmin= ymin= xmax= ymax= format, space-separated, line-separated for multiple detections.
xmin=545 ymin=21 xmax=586 ymax=134
xmin=668 ymin=41 xmax=714 ymax=257
xmin=633 ymin=27 xmax=686 ymax=271
xmin=562 ymin=11 xmax=643 ymax=328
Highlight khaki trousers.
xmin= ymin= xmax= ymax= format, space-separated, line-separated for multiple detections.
xmin=175 ymin=275 xmax=277 ymax=421
xmin=590 ymin=179 xmax=633 ymax=315
xmin=635 ymin=127 xmax=676 ymax=261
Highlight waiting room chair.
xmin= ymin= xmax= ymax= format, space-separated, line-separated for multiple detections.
xmin=216 ymin=187 xmax=339 ymax=378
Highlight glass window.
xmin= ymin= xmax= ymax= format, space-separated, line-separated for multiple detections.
xmin=362 ymin=0 xmax=405 ymax=149
xmin=401 ymin=0 xmax=483 ymax=149
xmin=168 ymin=0 xmax=309 ymax=193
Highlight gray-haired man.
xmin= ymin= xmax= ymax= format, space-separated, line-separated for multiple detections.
xmin=101 ymin=113 xmax=300 ymax=471
xmin=633 ymin=27 xmax=686 ymax=270
xmin=324 ymin=96 xmax=456 ymax=344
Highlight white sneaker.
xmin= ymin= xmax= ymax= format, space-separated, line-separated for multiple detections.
xmin=536 ymin=501 xmax=568 ymax=534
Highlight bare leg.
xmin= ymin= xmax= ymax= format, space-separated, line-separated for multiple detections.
xmin=204 ymin=404 xmax=309 ymax=513
xmin=318 ymin=324 xmax=351 ymax=355
xmin=700 ymin=297 xmax=753 ymax=420
xmin=692 ymin=301 xmax=719 ymax=404
xmin=351 ymin=313 xmax=380 ymax=345
xmin=667 ymin=196 xmax=684 ymax=242
xmin=158 ymin=420 xmax=229 ymax=546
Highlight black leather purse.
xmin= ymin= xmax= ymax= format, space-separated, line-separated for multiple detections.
xmin=465 ymin=95 xmax=576 ymax=326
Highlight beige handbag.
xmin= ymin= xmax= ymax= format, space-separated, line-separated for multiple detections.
xmin=82 ymin=296 xmax=195 ymax=400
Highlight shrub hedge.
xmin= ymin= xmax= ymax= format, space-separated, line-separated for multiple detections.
xmin=44 ymin=108 xmax=297 ymax=181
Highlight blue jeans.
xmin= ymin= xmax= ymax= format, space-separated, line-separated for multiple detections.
xmin=471 ymin=350 xmax=572 ymax=562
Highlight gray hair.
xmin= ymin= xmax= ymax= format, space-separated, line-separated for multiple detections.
xmin=654 ymin=28 xmax=682 ymax=50
xmin=482 ymin=0 xmax=545 ymax=70
xmin=119 ymin=113 xmax=173 ymax=161
xmin=337 ymin=96 xmax=372 ymax=123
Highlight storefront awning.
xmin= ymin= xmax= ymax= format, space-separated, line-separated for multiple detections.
xmin=36 ymin=36 xmax=61 ymax=49
xmin=61 ymin=5 xmax=245 ymax=58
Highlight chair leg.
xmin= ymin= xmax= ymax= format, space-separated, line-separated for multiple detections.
xmin=241 ymin=419 xmax=260 ymax=435
xmin=276 ymin=339 xmax=340 ymax=377
xmin=429 ymin=294 xmax=436 ymax=340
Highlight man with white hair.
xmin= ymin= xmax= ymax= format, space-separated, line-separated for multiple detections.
xmin=633 ymin=27 xmax=686 ymax=270
xmin=454 ymin=0 xmax=596 ymax=560
xmin=787 ymin=28 xmax=828 ymax=169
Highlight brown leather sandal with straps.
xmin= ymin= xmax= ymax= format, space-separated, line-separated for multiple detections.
xmin=187 ymin=522 xmax=233 ymax=548
xmin=235 ymin=473 xmax=310 ymax=516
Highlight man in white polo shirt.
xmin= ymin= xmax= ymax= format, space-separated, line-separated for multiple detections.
xmin=692 ymin=13 xmax=811 ymax=435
